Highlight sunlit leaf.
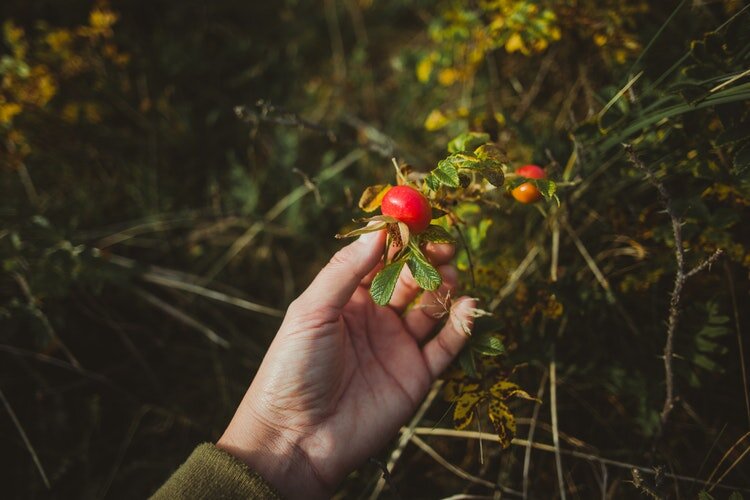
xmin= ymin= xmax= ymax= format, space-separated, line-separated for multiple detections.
xmin=359 ymin=184 xmax=392 ymax=212
xmin=471 ymin=333 xmax=505 ymax=356
xmin=448 ymin=132 xmax=490 ymax=153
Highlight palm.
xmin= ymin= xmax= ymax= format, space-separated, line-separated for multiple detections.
xmin=219 ymin=232 xmax=473 ymax=498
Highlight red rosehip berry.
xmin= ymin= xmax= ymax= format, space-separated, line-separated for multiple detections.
xmin=381 ymin=185 xmax=432 ymax=234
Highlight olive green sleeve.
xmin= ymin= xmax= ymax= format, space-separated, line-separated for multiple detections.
xmin=151 ymin=443 xmax=283 ymax=500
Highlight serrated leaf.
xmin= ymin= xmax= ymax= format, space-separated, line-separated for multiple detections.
xmin=488 ymin=398 xmax=516 ymax=449
xmin=448 ymin=132 xmax=490 ymax=153
xmin=426 ymin=159 xmax=460 ymax=189
xmin=471 ymin=333 xmax=505 ymax=356
xmin=452 ymin=388 xmax=484 ymax=430
xmin=419 ymin=224 xmax=455 ymax=244
xmin=359 ymin=184 xmax=392 ymax=212
xmin=370 ymin=260 xmax=405 ymax=306
xmin=407 ymin=251 xmax=442 ymax=291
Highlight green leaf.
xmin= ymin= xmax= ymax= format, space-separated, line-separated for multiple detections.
xmin=728 ymin=492 xmax=744 ymax=500
xmin=370 ymin=260 xmax=405 ymax=305
xmin=480 ymin=165 xmax=505 ymax=187
xmin=459 ymin=348 xmax=478 ymax=378
xmin=698 ymin=491 xmax=715 ymax=500
xmin=419 ymin=224 xmax=455 ymax=244
xmin=471 ymin=333 xmax=505 ymax=356
xmin=407 ymin=251 xmax=442 ymax=291
xmin=426 ymin=158 xmax=460 ymax=189
xmin=448 ymin=132 xmax=490 ymax=153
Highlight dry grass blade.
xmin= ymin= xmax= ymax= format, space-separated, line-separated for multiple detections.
xmin=0 ymin=388 xmax=50 ymax=489
xmin=410 ymin=427 xmax=750 ymax=494
xmin=133 ymin=287 xmax=230 ymax=348
xmin=204 ymin=149 xmax=365 ymax=282
xmin=724 ymin=261 xmax=750 ymax=426
xmin=522 ymin=370 xmax=548 ymax=499
xmin=705 ymin=431 xmax=750 ymax=487
xmin=369 ymin=380 xmax=443 ymax=500
xmin=489 ymin=246 xmax=540 ymax=310
xmin=550 ymin=358 xmax=567 ymax=500
xmin=410 ymin=435 xmax=523 ymax=497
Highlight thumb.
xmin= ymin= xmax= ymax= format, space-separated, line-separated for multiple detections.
xmin=295 ymin=228 xmax=386 ymax=312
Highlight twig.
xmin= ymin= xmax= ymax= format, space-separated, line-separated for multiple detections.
xmin=368 ymin=457 xmax=400 ymax=500
xmin=452 ymin=219 xmax=476 ymax=290
xmin=512 ymin=49 xmax=557 ymax=121
xmin=624 ymin=144 xmax=724 ymax=431
xmin=410 ymin=435 xmax=523 ymax=497
xmin=369 ymin=380 xmax=443 ymax=500
xmin=0 ymin=387 xmax=50 ymax=489
xmin=409 ymin=427 xmax=750 ymax=494
xmin=522 ymin=370 xmax=548 ymax=499
xmin=550 ymin=357 xmax=567 ymax=500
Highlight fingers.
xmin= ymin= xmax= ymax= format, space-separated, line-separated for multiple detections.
xmin=422 ymin=297 xmax=476 ymax=379
xmin=383 ymin=243 xmax=456 ymax=312
xmin=403 ymin=265 xmax=458 ymax=341
xmin=296 ymin=229 xmax=386 ymax=312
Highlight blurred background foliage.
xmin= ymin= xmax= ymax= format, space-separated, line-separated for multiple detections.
xmin=1 ymin=0 xmax=749 ymax=498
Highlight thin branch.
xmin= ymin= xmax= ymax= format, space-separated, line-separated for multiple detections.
xmin=624 ymin=144 xmax=724 ymax=431
xmin=0 ymin=387 xmax=50 ymax=489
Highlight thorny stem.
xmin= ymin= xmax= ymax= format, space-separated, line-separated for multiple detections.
xmin=624 ymin=144 xmax=723 ymax=433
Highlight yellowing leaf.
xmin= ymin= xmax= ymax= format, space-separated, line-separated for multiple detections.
xmin=0 ymin=103 xmax=22 ymax=124
xmin=489 ymin=380 xmax=536 ymax=401
xmin=488 ymin=398 xmax=515 ymax=448
xmin=453 ymin=390 xmax=484 ymax=430
xmin=358 ymin=184 xmax=392 ymax=212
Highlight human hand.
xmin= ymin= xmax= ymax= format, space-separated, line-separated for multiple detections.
xmin=217 ymin=229 xmax=477 ymax=499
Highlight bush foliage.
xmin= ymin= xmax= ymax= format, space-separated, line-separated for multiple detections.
xmin=2 ymin=0 xmax=749 ymax=498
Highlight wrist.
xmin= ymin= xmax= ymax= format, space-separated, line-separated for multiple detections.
xmin=216 ymin=402 xmax=331 ymax=499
